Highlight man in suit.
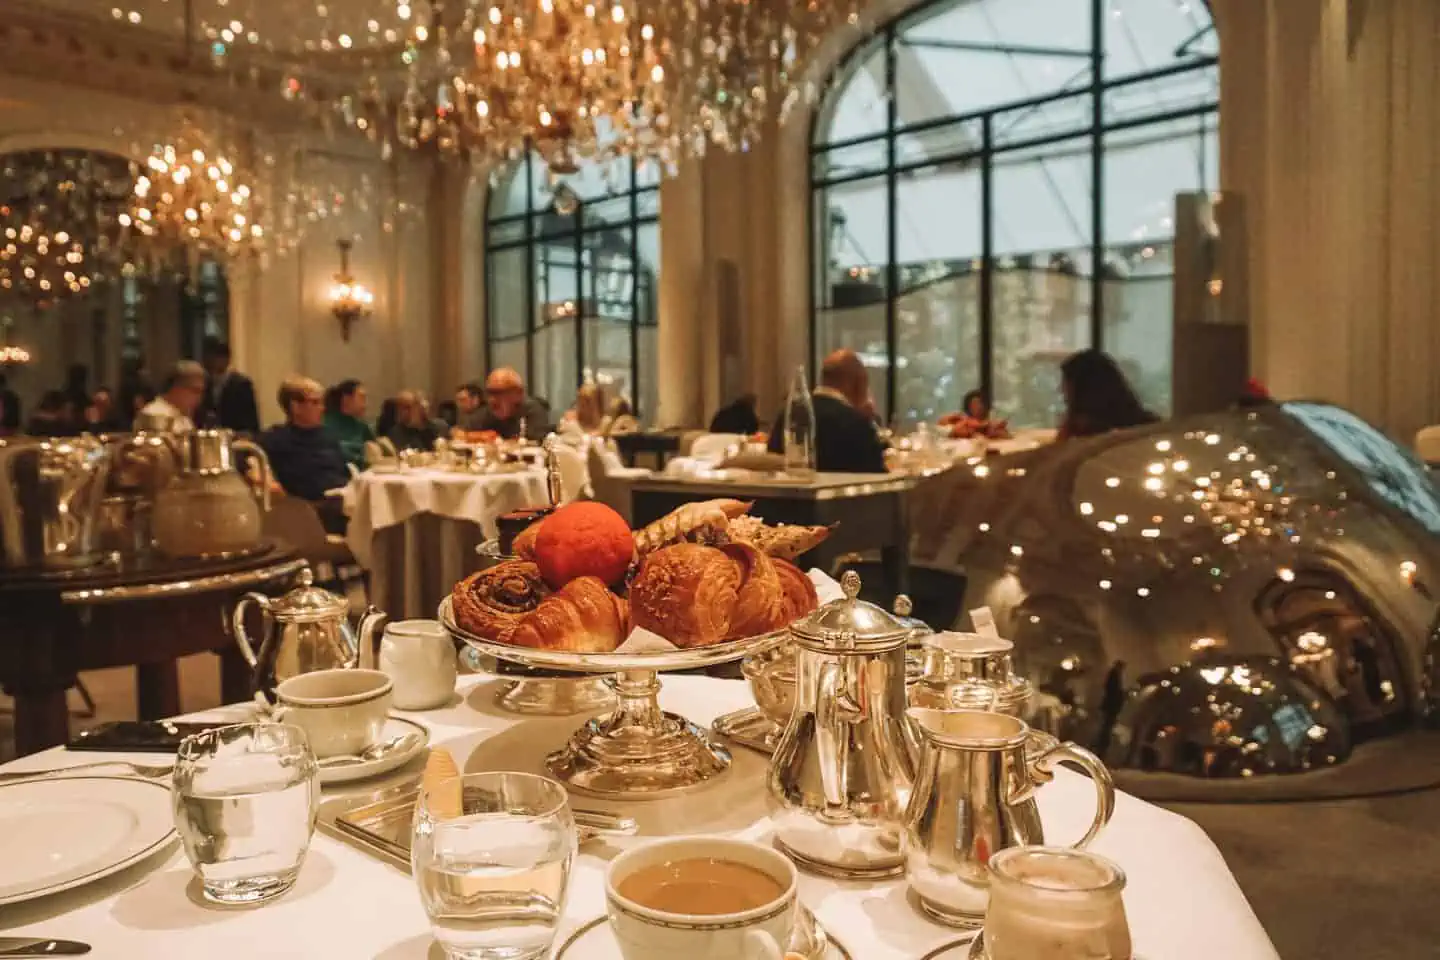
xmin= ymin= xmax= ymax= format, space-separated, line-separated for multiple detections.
xmin=200 ymin=337 xmax=260 ymax=434
xmin=767 ymin=349 xmax=888 ymax=473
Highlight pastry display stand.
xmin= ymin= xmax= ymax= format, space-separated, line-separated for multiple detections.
xmin=0 ymin=544 xmax=305 ymax=756
xmin=442 ymin=596 xmax=786 ymax=799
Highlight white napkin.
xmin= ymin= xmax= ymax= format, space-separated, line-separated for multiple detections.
xmin=615 ymin=625 xmax=682 ymax=653
xmin=809 ymin=569 xmax=845 ymax=604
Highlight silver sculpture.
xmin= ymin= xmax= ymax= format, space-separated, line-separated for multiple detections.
xmin=910 ymin=401 xmax=1440 ymax=779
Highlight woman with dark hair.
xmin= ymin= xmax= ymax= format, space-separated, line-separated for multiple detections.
xmin=322 ymin=379 xmax=374 ymax=471
xmin=939 ymin=388 xmax=1010 ymax=439
xmin=1057 ymin=349 xmax=1157 ymax=439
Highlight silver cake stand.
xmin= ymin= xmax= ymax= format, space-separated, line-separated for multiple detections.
xmin=441 ymin=596 xmax=786 ymax=800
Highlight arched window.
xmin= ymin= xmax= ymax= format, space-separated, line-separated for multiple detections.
xmin=811 ymin=0 xmax=1217 ymax=428
xmin=485 ymin=153 xmax=660 ymax=421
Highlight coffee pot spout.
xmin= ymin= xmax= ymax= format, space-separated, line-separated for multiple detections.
xmin=354 ymin=606 xmax=390 ymax=671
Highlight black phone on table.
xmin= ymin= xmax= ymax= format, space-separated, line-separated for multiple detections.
xmin=65 ymin=720 xmax=226 ymax=753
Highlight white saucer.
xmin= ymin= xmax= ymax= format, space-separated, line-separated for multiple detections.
xmin=318 ymin=717 xmax=430 ymax=785
xmin=0 ymin=776 xmax=176 ymax=906
xmin=554 ymin=906 xmax=852 ymax=959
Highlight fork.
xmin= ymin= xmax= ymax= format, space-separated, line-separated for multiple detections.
xmin=0 ymin=760 xmax=174 ymax=784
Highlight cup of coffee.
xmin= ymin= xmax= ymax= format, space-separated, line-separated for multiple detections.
xmin=273 ymin=668 xmax=392 ymax=759
xmin=605 ymin=836 xmax=798 ymax=960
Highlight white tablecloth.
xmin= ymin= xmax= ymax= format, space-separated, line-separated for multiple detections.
xmin=0 ymin=675 xmax=1277 ymax=959
xmin=342 ymin=468 xmax=549 ymax=618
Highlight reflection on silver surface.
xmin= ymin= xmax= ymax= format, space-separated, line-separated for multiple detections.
xmin=910 ymin=402 xmax=1440 ymax=779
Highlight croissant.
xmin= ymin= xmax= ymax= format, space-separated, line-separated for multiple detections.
xmin=721 ymin=543 xmax=787 ymax=639
xmin=773 ymin=558 xmax=819 ymax=622
xmin=452 ymin=561 xmax=551 ymax=643
xmin=633 ymin=499 xmax=752 ymax=555
xmin=629 ymin=544 xmax=741 ymax=648
xmin=509 ymin=576 xmax=629 ymax=653
xmin=726 ymin=515 xmax=832 ymax=561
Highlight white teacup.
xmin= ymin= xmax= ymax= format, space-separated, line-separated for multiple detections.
xmin=274 ymin=669 xmax=392 ymax=759
xmin=606 ymin=837 xmax=798 ymax=960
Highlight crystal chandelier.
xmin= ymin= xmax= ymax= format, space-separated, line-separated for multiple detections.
xmin=365 ymin=0 xmax=863 ymax=172
xmin=124 ymin=131 xmax=268 ymax=267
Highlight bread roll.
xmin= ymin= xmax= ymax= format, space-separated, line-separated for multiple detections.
xmin=629 ymin=544 xmax=741 ymax=648
xmin=509 ymin=576 xmax=629 ymax=652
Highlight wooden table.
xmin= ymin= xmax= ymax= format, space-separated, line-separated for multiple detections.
xmin=613 ymin=430 xmax=687 ymax=468
xmin=631 ymin=472 xmax=915 ymax=597
xmin=0 ymin=545 xmax=305 ymax=756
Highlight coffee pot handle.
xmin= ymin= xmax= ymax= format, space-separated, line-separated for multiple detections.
xmin=1027 ymin=741 xmax=1115 ymax=849
xmin=231 ymin=592 xmax=271 ymax=668
xmin=815 ymin=660 xmax=863 ymax=821
xmin=232 ymin=439 xmax=272 ymax=513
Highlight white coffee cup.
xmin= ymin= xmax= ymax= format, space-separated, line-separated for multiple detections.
xmin=606 ymin=837 xmax=798 ymax=960
xmin=379 ymin=619 xmax=457 ymax=710
xmin=274 ymin=668 xmax=392 ymax=759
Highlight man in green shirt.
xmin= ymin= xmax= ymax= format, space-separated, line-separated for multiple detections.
xmin=323 ymin=379 xmax=374 ymax=471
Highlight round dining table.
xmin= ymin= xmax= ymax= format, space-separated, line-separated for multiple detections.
xmin=0 ymin=672 xmax=1279 ymax=959
xmin=343 ymin=466 xmax=550 ymax=619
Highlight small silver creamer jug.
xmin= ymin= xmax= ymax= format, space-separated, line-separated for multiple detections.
xmin=767 ymin=571 xmax=918 ymax=879
xmin=903 ymin=708 xmax=1115 ymax=928
xmin=231 ymin=568 xmax=388 ymax=698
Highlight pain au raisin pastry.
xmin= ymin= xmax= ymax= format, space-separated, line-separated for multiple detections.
xmin=632 ymin=499 xmax=751 ymax=555
xmin=451 ymin=560 xmax=551 ymax=644
xmin=726 ymin=515 xmax=832 ymax=561
xmin=629 ymin=543 xmax=742 ymax=648
xmin=509 ymin=576 xmax=629 ymax=653
xmin=773 ymin=557 xmax=819 ymax=622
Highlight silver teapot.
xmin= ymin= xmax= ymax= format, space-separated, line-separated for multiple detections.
xmin=0 ymin=435 xmax=112 ymax=569
xmin=766 ymin=571 xmax=919 ymax=879
xmin=908 ymin=632 xmax=1034 ymax=714
xmin=231 ymin=568 xmax=388 ymax=698
xmin=152 ymin=429 xmax=272 ymax=558
xmin=903 ymin=708 xmax=1115 ymax=928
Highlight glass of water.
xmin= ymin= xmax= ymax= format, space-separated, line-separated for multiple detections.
xmin=172 ymin=722 xmax=319 ymax=905
xmin=412 ymin=771 xmax=576 ymax=960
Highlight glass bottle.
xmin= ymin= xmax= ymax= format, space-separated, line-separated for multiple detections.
xmin=783 ymin=365 xmax=817 ymax=477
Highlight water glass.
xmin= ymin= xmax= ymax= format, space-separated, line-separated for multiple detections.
xmin=172 ymin=722 xmax=319 ymax=905
xmin=968 ymin=847 xmax=1131 ymax=959
xmin=412 ymin=771 xmax=576 ymax=960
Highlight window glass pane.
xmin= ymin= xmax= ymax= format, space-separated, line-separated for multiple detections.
xmin=990 ymin=136 xmax=1093 ymax=429
xmin=636 ymin=222 xmax=660 ymax=423
xmin=818 ymin=37 xmax=889 ymax=145
xmin=1101 ymin=113 xmax=1217 ymax=416
xmin=488 ymin=165 xmax=529 ymax=219
xmin=813 ymin=140 xmax=888 ymax=184
xmin=1104 ymin=0 xmax=1216 ymax=78
xmin=991 ymin=90 xmax=1093 ymax=150
xmin=895 ymin=118 xmax=982 ymax=167
xmin=814 ymin=176 xmax=891 ymax=419
xmin=488 ymin=217 xmax=525 ymax=245
xmin=489 ymin=337 xmax=527 ymax=381
xmin=1105 ymin=63 xmax=1218 ymax=124
xmin=532 ymin=316 xmax=578 ymax=412
xmin=488 ymin=247 xmax=527 ymax=339
xmin=893 ymin=169 xmax=981 ymax=429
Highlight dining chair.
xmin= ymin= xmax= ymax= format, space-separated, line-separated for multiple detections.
xmin=1415 ymin=425 xmax=1440 ymax=468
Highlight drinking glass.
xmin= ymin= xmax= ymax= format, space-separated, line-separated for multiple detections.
xmin=968 ymin=847 xmax=1131 ymax=959
xmin=412 ymin=771 xmax=576 ymax=960
xmin=172 ymin=722 xmax=319 ymax=905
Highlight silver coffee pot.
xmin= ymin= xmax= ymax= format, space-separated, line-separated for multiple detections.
xmin=908 ymin=632 xmax=1034 ymax=714
xmin=902 ymin=708 xmax=1115 ymax=928
xmin=766 ymin=571 xmax=919 ymax=879
xmin=0 ymin=435 xmax=112 ymax=570
xmin=231 ymin=568 xmax=388 ymax=698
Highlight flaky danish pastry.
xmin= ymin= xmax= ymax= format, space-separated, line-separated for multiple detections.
xmin=629 ymin=543 xmax=741 ymax=648
xmin=509 ymin=576 xmax=629 ymax=653
xmin=773 ymin=558 xmax=819 ymax=622
xmin=633 ymin=498 xmax=752 ymax=555
xmin=726 ymin=515 xmax=832 ymax=561
xmin=452 ymin=561 xmax=551 ymax=643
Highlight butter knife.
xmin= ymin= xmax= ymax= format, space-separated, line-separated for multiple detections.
xmin=0 ymin=938 xmax=92 ymax=956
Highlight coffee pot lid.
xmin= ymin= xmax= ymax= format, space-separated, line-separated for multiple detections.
xmin=791 ymin=570 xmax=912 ymax=651
xmin=266 ymin=568 xmax=348 ymax=622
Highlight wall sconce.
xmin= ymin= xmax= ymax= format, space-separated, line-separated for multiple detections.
xmin=328 ymin=238 xmax=373 ymax=341
xmin=0 ymin=345 xmax=31 ymax=367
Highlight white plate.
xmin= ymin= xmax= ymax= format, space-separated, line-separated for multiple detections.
xmin=0 ymin=776 xmax=175 ymax=906
xmin=319 ymin=717 xmax=430 ymax=785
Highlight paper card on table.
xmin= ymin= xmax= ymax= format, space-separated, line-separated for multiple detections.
xmin=969 ymin=605 xmax=1000 ymax=639
xmin=616 ymin=626 xmax=682 ymax=654
xmin=809 ymin=569 xmax=845 ymax=605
